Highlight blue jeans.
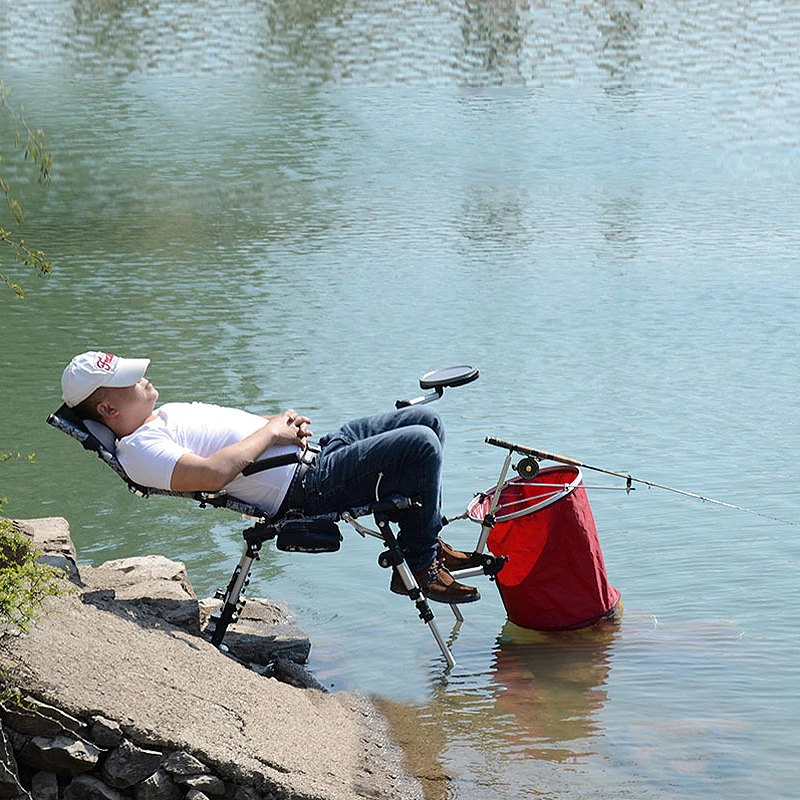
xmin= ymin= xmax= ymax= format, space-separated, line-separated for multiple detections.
xmin=301 ymin=405 xmax=445 ymax=570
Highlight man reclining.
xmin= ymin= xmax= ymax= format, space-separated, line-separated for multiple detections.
xmin=61 ymin=351 xmax=483 ymax=604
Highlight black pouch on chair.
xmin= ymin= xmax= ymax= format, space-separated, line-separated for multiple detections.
xmin=275 ymin=517 xmax=342 ymax=553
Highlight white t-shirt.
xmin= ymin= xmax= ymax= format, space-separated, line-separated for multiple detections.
xmin=115 ymin=402 xmax=299 ymax=515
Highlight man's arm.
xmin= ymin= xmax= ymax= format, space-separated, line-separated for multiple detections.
xmin=170 ymin=410 xmax=311 ymax=492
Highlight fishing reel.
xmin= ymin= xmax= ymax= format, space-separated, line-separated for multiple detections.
xmin=514 ymin=456 xmax=540 ymax=479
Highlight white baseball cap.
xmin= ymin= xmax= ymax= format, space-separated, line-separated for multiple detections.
xmin=61 ymin=351 xmax=151 ymax=407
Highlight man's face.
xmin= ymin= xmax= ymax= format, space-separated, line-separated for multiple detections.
xmin=103 ymin=377 xmax=159 ymax=420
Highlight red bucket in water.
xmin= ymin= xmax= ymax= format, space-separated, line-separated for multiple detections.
xmin=468 ymin=465 xmax=620 ymax=631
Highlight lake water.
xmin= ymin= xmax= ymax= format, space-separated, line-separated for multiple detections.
xmin=2 ymin=2 xmax=799 ymax=798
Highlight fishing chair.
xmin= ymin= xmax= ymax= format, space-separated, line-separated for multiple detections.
xmin=46 ymin=369 xmax=503 ymax=668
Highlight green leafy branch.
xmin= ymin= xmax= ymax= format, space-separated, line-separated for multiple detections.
xmin=0 ymin=80 xmax=52 ymax=298
xmin=0 ymin=496 xmax=67 ymax=637
xmin=0 ymin=518 xmax=67 ymax=635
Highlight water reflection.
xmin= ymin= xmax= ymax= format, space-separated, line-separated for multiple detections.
xmin=486 ymin=620 xmax=617 ymax=758
xmin=599 ymin=192 xmax=644 ymax=260
xmin=69 ymin=0 xmax=148 ymax=70
xmin=13 ymin=0 xmax=663 ymax=89
xmin=596 ymin=0 xmax=644 ymax=95
xmin=382 ymin=618 xmax=619 ymax=799
xmin=459 ymin=0 xmax=528 ymax=86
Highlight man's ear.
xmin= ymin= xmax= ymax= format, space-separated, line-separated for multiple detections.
xmin=96 ymin=400 xmax=118 ymax=420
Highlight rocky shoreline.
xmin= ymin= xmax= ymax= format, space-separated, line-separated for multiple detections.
xmin=1 ymin=517 xmax=424 ymax=800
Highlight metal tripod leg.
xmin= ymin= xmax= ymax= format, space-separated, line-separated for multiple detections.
xmin=209 ymin=541 xmax=259 ymax=648
xmin=375 ymin=517 xmax=457 ymax=669
xmin=391 ymin=560 xmax=456 ymax=669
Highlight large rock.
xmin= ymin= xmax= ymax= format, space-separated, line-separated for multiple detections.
xmin=18 ymin=734 xmax=101 ymax=775
xmin=102 ymin=740 xmax=163 ymax=788
xmin=30 ymin=770 xmax=59 ymax=800
xmin=79 ymin=556 xmax=313 ymax=668
xmin=160 ymin=750 xmax=207 ymax=778
xmin=79 ymin=556 xmax=200 ymax=633
xmin=2 ymin=519 xmax=423 ymax=800
xmin=7 ymin=591 xmax=422 ymax=799
xmin=270 ymin=657 xmax=327 ymax=691
xmin=11 ymin=516 xmax=80 ymax=585
xmin=134 ymin=768 xmax=182 ymax=800
xmin=176 ymin=773 xmax=225 ymax=795
xmin=199 ymin=597 xmax=311 ymax=665
xmin=89 ymin=716 xmax=123 ymax=748
xmin=2 ymin=696 xmax=85 ymax=737
xmin=63 ymin=774 xmax=123 ymax=800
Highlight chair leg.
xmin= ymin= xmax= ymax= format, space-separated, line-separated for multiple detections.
xmin=208 ymin=541 xmax=259 ymax=648
xmin=375 ymin=515 xmax=457 ymax=669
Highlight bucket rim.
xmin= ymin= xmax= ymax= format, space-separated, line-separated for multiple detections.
xmin=467 ymin=465 xmax=584 ymax=523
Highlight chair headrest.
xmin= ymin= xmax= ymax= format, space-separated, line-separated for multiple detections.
xmin=84 ymin=419 xmax=118 ymax=453
xmin=47 ymin=404 xmax=117 ymax=456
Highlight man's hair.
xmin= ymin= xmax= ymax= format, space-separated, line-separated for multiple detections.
xmin=72 ymin=386 xmax=109 ymax=423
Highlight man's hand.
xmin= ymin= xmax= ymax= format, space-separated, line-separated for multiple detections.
xmin=270 ymin=409 xmax=312 ymax=447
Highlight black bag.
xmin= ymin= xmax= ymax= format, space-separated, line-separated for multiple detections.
xmin=275 ymin=517 xmax=341 ymax=553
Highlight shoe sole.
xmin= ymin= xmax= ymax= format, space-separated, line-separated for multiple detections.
xmin=441 ymin=557 xmax=487 ymax=571
xmin=391 ymin=583 xmax=481 ymax=604
xmin=426 ymin=591 xmax=481 ymax=604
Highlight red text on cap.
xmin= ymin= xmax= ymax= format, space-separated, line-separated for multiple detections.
xmin=96 ymin=353 xmax=116 ymax=372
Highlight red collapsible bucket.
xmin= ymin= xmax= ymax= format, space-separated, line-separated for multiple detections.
xmin=468 ymin=465 xmax=620 ymax=631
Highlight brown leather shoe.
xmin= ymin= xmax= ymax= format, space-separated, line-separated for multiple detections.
xmin=437 ymin=538 xmax=486 ymax=571
xmin=390 ymin=561 xmax=480 ymax=604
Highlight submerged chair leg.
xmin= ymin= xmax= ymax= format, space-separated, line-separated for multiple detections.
xmin=374 ymin=514 xmax=457 ymax=669
xmin=208 ymin=540 xmax=260 ymax=648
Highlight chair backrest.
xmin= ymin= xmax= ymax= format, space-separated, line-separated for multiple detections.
xmin=45 ymin=404 xmax=269 ymax=519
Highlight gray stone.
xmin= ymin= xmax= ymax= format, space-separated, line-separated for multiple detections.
xmin=133 ymin=769 xmax=182 ymax=800
xmin=271 ymin=658 xmax=326 ymax=692
xmin=3 ymin=728 xmax=27 ymax=754
xmin=101 ymin=740 xmax=162 ymax=788
xmin=178 ymin=773 xmax=225 ymax=796
xmin=230 ymin=788 xmax=262 ymax=800
xmin=89 ymin=716 xmax=122 ymax=748
xmin=185 ymin=790 xmax=210 ymax=800
xmin=2 ymin=697 xmax=84 ymax=737
xmin=160 ymin=750 xmax=207 ymax=777
xmin=0 ymin=723 xmax=25 ymax=798
xmin=30 ymin=771 xmax=58 ymax=800
xmin=63 ymin=774 xmax=123 ymax=800
xmin=19 ymin=735 xmax=100 ymax=776
xmin=98 ymin=556 xmax=194 ymax=590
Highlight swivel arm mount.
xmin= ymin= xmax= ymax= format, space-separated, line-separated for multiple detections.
xmin=395 ymin=365 xmax=479 ymax=408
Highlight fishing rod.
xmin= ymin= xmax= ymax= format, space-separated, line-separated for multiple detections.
xmin=485 ymin=436 xmax=800 ymax=529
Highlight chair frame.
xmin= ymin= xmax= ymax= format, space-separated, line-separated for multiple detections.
xmin=46 ymin=403 xmax=504 ymax=667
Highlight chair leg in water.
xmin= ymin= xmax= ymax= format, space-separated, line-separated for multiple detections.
xmin=374 ymin=514 xmax=457 ymax=669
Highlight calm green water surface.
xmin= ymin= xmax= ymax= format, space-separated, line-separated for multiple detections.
xmin=2 ymin=2 xmax=799 ymax=798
